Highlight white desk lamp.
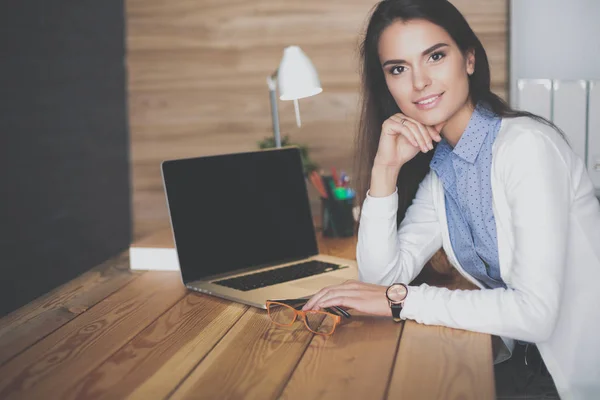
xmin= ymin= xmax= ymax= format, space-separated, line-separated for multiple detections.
xmin=266 ymin=46 xmax=322 ymax=148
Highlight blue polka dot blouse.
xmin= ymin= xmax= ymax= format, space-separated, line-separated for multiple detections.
xmin=430 ymin=104 xmax=506 ymax=289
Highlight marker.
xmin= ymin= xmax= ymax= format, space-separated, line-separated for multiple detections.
xmin=331 ymin=167 xmax=339 ymax=187
xmin=310 ymin=171 xmax=328 ymax=198
xmin=334 ymin=187 xmax=347 ymax=200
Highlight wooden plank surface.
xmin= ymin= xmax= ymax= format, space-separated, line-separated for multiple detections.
xmin=388 ymin=321 xmax=495 ymax=400
xmin=68 ymin=294 xmax=248 ymax=400
xmin=0 ymin=252 xmax=138 ymax=366
xmin=280 ymin=313 xmax=403 ymax=400
xmin=168 ymin=307 xmax=318 ymax=400
xmin=0 ymin=232 xmax=494 ymax=399
xmin=0 ymin=272 xmax=186 ymax=400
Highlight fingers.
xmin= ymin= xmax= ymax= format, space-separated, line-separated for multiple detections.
xmin=304 ymin=289 xmax=351 ymax=311
xmin=302 ymin=287 xmax=331 ymax=311
xmin=391 ymin=114 xmax=429 ymax=151
xmin=381 ymin=118 xmax=419 ymax=148
xmin=309 ymin=288 xmax=376 ymax=311
xmin=318 ymin=295 xmax=357 ymax=310
xmin=302 ymin=281 xmax=375 ymax=311
xmin=302 ymin=284 xmax=354 ymax=311
xmin=410 ymin=119 xmax=434 ymax=151
xmin=426 ymin=125 xmax=442 ymax=142
xmin=387 ymin=115 xmax=426 ymax=152
xmin=388 ymin=115 xmax=430 ymax=153
xmin=390 ymin=114 xmax=441 ymax=152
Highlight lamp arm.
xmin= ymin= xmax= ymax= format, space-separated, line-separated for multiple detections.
xmin=266 ymin=72 xmax=282 ymax=148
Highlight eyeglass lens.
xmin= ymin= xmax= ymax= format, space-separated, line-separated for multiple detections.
xmin=268 ymin=303 xmax=336 ymax=334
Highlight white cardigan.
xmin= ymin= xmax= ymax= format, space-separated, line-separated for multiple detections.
xmin=357 ymin=116 xmax=600 ymax=400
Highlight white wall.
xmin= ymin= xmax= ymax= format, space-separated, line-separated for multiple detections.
xmin=509 ymin=0 xmax=600 ymax=105
xmin=510 ymin=0 xmax=600 ymax=194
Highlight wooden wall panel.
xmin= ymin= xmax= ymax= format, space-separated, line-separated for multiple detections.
xmin=127 ymin=0 xmax=507 ymax=239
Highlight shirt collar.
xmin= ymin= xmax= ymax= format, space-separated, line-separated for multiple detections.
xmin=430 ymin=104 xmax=499 ymax=168
xmin=430 ymin=137 xmax=452 ymax=176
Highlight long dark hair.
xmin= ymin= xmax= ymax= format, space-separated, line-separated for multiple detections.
xmin=354 ymin=0 xmax=566 ymax=227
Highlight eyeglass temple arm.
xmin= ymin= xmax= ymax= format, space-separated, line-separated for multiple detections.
xmin=270 ymin=299 xmax=351 ymax=318
xmin=325 ymin=306 xmax=351 ymax=318
xmin=295 ymin=304 xmax=350 ymax=318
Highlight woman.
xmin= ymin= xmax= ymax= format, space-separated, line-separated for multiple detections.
xmin=302 ymin=0 xmax=600 ymax=398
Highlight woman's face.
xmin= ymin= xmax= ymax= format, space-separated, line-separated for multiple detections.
xmin=378 ymin=19 xmax=474 ymax=127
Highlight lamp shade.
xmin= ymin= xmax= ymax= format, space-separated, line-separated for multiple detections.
xmin=277 ymin=46 xmax=322 ymax=101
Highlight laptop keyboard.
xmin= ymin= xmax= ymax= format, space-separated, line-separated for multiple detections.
xmin=213 ymin=260 xmax=349 ymax=292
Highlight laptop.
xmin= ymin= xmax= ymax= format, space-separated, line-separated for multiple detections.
xmin=161 ymin=146 xmax=358 ymax=309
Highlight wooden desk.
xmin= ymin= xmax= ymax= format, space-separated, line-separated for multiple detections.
xmin=0 ymin=232 xmax=494 ymax=400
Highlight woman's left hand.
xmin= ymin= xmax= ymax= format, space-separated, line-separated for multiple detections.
xmin=301 ymin=280 xmax=391 ymax=317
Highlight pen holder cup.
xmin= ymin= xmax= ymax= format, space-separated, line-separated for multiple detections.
xmin=321 ymin=197 xmax=356 ymax=238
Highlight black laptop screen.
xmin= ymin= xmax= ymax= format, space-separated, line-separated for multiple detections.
xmin=161 ymin=147 xmax=319 ymax=284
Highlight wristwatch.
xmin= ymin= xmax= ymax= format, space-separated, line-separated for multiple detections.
xmin=386 ymin=283 xmax=408 ymax=322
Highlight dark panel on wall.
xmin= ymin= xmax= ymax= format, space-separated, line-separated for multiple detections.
xmin=0 ymin=0 xmax=131 ymax=317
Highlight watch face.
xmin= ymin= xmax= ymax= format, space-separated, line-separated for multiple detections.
xmin=387 ymin=284 xmax=407 ymax=303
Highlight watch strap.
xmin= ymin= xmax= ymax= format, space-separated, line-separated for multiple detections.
xmin=390 ymin=302 xmax=402 ymax=322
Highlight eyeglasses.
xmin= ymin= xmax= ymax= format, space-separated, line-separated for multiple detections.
xmin=265 ymin=298 xmax=351 ymax=336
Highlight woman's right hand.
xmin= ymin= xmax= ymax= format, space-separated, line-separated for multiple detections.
xmin=373 ymin=113 xmax=443 ymax=170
